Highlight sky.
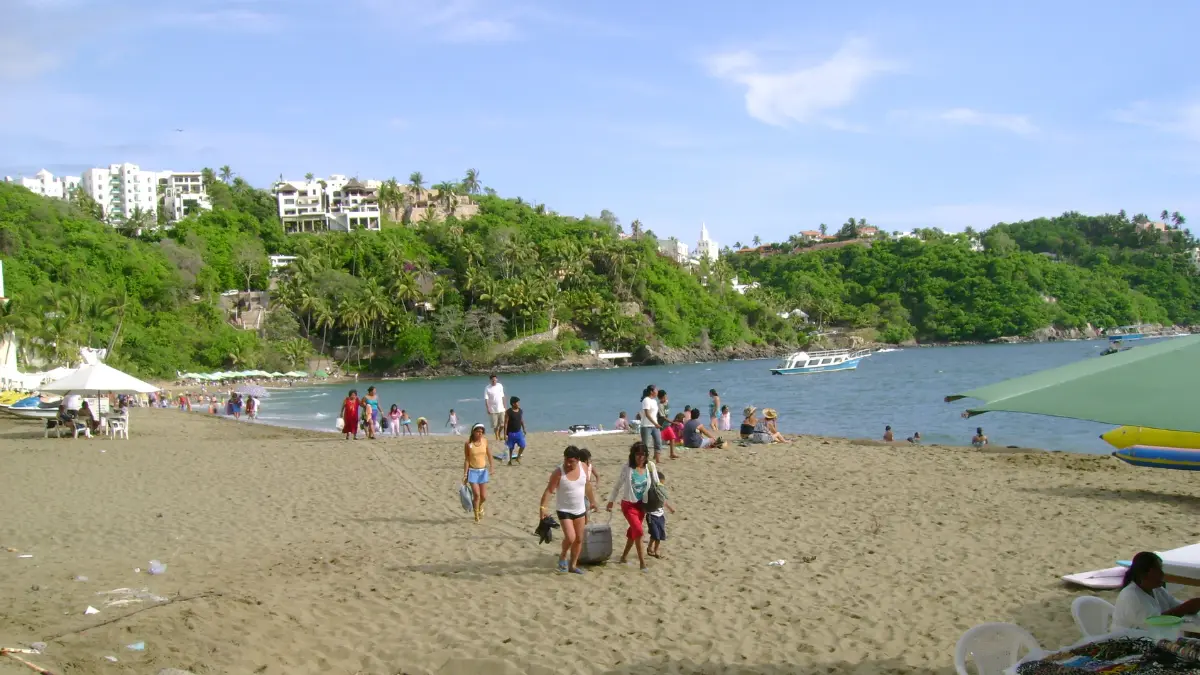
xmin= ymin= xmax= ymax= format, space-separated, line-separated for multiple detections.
xmin=2 ymin=0 xmax=1199 ymax=246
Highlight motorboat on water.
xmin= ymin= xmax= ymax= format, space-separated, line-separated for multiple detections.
xmin=770 ymin=348 xmax=871 ymax=375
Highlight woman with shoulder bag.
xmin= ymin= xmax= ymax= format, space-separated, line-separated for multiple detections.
xmin=606 ymin=441 xmax=657 ymax=571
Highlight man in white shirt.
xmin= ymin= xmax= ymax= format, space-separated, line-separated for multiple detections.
xmin=639 ymin=385 xmax=662 ymax=460
xmin=484 ymin=375 xmax=506 ymax=441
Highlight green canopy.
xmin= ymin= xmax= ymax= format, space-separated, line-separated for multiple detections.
xmin=269 ymin=372 xmax=285 ymax=378
xmin=314 ymin=370 xmax=329 ymax=378
xmin=286 ymin=370 xmax=308 ymax=377
xmin=946 ymin=335 xmax=1200 ymax=432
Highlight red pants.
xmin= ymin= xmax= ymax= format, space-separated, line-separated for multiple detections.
xmin=621 ymin=500 xmax=645 ymax=539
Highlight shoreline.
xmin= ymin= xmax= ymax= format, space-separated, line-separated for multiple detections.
xmin=0 ymin=408 xmax=1185 ymax=674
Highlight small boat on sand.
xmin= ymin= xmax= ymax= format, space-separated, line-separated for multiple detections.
xmin=1111 ymin=445 xmax=1200 ymax=471
xmin=770 ymin=349 xmax=871 ymax=375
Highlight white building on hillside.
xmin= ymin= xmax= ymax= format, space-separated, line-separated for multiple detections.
xmin=659 ymin=237 xmax=690 ymax=264
xmin=695 ymin=223 xmax=719 ymax=263
xmin=157 ymin=170 xmax=211 ymax=222
xmin=81 ymin=163 xmax=159 ymax=222
xmin=274 ymin=175 xmax=381 ymax=233
xmin=3 ymin=169 xmax=80 ymax=199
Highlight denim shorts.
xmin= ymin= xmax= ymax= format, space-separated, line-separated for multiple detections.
xmin=467 ymin=468 xmax=489 ymax=484
xmin=506 ymin=431 xmax=526 ymax=450
xmin=647 ymin=513 xmax=666 ymax=541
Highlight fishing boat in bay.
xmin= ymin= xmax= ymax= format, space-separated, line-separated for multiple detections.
xmin=770 ymin=348 xmax=871 ymax=375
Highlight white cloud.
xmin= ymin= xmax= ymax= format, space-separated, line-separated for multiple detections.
xmin=704 ymin=38 xmax=898 ymax=129
xmin=937 ymin=107 xmax=1037 ymax=135
xmin=1113 ymin=101 xmax=1200 ymax=142
xmin=358 ymin=0 xmax=519 ymax=43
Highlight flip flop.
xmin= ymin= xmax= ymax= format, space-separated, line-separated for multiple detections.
xmin=569 ymin=568 xmax=586 ymax=575
xmin=557 ymin=560 xmax=569 ymax=573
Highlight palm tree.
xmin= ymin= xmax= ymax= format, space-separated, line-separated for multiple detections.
xmin=408 ymin=171 xmax=425 ymax=203
xmin=462 ymin=168 xmax=481 ymax=195
xmin=752 ymin=235 xmax=761 ymax=247
xmin=629 ymin=219 xmax=643 ymax=239
xmin=819 ymin=223 xmax=828 ymax=237
xmin=1172 ymin=211 xmax=1187 ymax=227
xmin=734 ymin=241 xmax=743 ymax=249
xmin=219 ymin=165 xmax=234 ymax=184
xmin=1161 ymin=209 xmax=1170 ymax=223
xmin=313 ymin=299 xmax=335 ymax=353
xmin=305 ymin=172 xmax=315 ymax=181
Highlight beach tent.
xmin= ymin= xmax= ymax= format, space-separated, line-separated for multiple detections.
xmin=41 ymin=363 xmax=159 ymax=395
xmin=285 ymin=371 xmax=307 ymax=377
xmin=945 ymin=335 xmax=1200 ymax=432
xmin=314 ymin=370 xmax=328 ymax=378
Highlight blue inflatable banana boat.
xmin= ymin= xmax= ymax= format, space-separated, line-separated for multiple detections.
xmin=1112 ymin=445 xmax=1200 ymax=471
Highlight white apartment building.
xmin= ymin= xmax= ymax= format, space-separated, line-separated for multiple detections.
xmin=658 ymin=223 xmax=721 ymax=266
xmin=157 ymin=170 xmax=211 ymax=223
xmin=274 ymin=174 xmax=381 ymax=234
xmin=3 ymin=169 xmax=80 ymax=200
xmin=81 ymin=163 xmax=159 ymax=223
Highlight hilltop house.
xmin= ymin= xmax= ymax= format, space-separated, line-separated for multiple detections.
xmin=658 ymin=223 xmax=721 ymax=266
xmin=274 ymin=174 xmax=382 ymax=233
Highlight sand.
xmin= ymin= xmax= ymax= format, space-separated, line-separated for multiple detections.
xmin=1 ymin=410 xmax=1198 ymax=675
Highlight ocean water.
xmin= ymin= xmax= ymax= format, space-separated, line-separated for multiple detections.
xmin=246 ymin=340 xmax=1122 ymax=454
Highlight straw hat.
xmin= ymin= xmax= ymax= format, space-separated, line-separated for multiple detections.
xmin=743 ymin=405 xmax=757 ymax=418
xmin=763 ymin=408 xmax=778 ymax=420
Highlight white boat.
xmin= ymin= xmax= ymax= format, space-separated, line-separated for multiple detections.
xmin=770 ymin=348 xmax=871 ymax=375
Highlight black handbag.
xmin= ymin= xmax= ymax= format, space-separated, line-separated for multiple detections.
xmin=643 ymin=466 xmax=666 ymax=512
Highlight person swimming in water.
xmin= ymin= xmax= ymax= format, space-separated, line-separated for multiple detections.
xmin=971 ymin=427 xmax=988 ymax=448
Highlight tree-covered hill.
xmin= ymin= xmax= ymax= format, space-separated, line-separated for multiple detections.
xmin=3 ymin=173 xmax=1195 ymax=379
xmin=731 ymin=211 xmax=1198 ymax=344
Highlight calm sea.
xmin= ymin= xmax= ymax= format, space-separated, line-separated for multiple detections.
xmin=245 ymin=340 xmax=1124 ymax=454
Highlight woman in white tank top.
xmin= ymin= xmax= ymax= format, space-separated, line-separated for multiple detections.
xmin=539 ymin=446 xmax=598 ymax=574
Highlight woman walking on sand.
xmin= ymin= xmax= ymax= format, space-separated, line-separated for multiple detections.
xmin=340 ymin=389 xmax=360 ymax=440
xmin=463 ymin=424 xmax=494 ymax=522
xmin=539 ymin=446 xmax=597 ymax=574
xmin=606 ymin=441 xmax=656 ymax=571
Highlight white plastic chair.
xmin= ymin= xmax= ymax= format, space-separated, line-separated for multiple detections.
xmin=108 ymin=413 xmax=128 ymax=440
xmin=954 ymin=622 xmax=1043 ymax=675
xmin=1071 ymin=595 xmax=1114 ymax=637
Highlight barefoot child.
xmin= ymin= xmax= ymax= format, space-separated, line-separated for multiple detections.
xmin=417 ymin=416 xmax=430 ymax=435
xmin=646 ymin=471 xmax=675 ymax=559
xmin=399 ymin=409 xmax=413 ymax=436
xmin=388 ymin=404 xmax=402 ymax=437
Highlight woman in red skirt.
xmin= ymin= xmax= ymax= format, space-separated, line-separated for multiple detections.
xmin=605 ymin=441 xmax=655 ymax=571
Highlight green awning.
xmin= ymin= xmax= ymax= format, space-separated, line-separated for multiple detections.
xmin=946 ymin=335 xmax=1200 ymax=432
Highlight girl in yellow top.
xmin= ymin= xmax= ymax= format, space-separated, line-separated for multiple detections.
xmin=463 ymin=423 xmax=494 ymax=522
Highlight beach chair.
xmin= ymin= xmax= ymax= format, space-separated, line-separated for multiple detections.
xmin=108 ymin=411 xmax=129 ymax=440
xmin=72 ymin=418 xmax=92 ymax=438
xmin=954 ymin=622 xmax=1042 ymax=675
xmin=1071 ymin=595 xmax=1114 ymax=637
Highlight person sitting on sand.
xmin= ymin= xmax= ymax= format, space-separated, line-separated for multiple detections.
xmin=720 ymin=404 xmax=731 ymax=431
xmin=740 ymin=406 xmax=758 ymax=440
xmin=907 ymin=431 xmax=921 ymax=444
xmin=1113 ymin=551 xmax=1200 ymax=631
xmin=540 ymin=446 xmax=598 ymax=574
xmin=883 ymin=425 xmax=894 ymax=442
xmin=417 ymin=416 xmax=430 ymax=435
xmin=971 ymin=427 xmax=988 ymax=448
xmin=615 ymin=411 xmax=629 ymax=431
xmin=682 ymin=408 xmax=724 ymax=449
xmin=759 ymin=408 xmax=786 ymax=444
xmin=463 ymin=424 xmax=493 ymax=523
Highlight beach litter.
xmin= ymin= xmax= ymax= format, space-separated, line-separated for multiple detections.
xmin=767 ymin=560 xmax=787 ymax=566
xmin=17 ymin=554 xmax=33 ymax=558
xmin=29 ymin=643 xmax=46 ymax=654
xmin=96 ymin=588 xmax=168 ymax=608
xmin=104 ymin=655 xmax=118 ymax=662
xmin=74 ymin=576 xmax=88 ymax=582
xmin=84 ymin=606 xmax=99 ymax=615
xmin=126 ymin=641 xmax=145 ymax=651
xmin=148 ymin=560 xmax=167 ymax=575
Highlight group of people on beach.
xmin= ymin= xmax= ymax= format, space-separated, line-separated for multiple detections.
xmin=338 ymin=386 xmax=444 ymax=439
xmin=615 ymin=385 xmax=789 ymax=461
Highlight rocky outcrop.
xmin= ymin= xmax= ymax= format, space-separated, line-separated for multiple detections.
xmin=631 ymin=343 xmax=793 ymax=366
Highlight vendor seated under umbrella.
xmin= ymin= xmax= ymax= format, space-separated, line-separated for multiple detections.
xmin=1113 ymin=552 xmax=1200 ymax=630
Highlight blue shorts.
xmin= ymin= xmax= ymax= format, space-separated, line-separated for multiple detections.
xmin=467 ymin=468 xmax=489 ymax=484
xmin=506 ymin=431 xmax=526 ymax=451
xmin=647 ymin=513 xmax=666 ymax=541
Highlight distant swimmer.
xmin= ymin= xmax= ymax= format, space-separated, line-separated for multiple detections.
xmin=883 ymin=425 xmax=894 ymax=442
xmin=907 ymin=431 xmax=921 ymax=444
xmin=972 ymin=427 xmax=989 ymax=448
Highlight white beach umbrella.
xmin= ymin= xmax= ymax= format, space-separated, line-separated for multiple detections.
xmin=41 ymin=363 xmax=159 ymax=394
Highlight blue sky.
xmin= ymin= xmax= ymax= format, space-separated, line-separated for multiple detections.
xmin=3 ymin=0 xmax=1198 ymax=245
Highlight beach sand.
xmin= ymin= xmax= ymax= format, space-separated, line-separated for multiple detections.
xmin=2 ymin=410 xmax=1198 ymax=674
